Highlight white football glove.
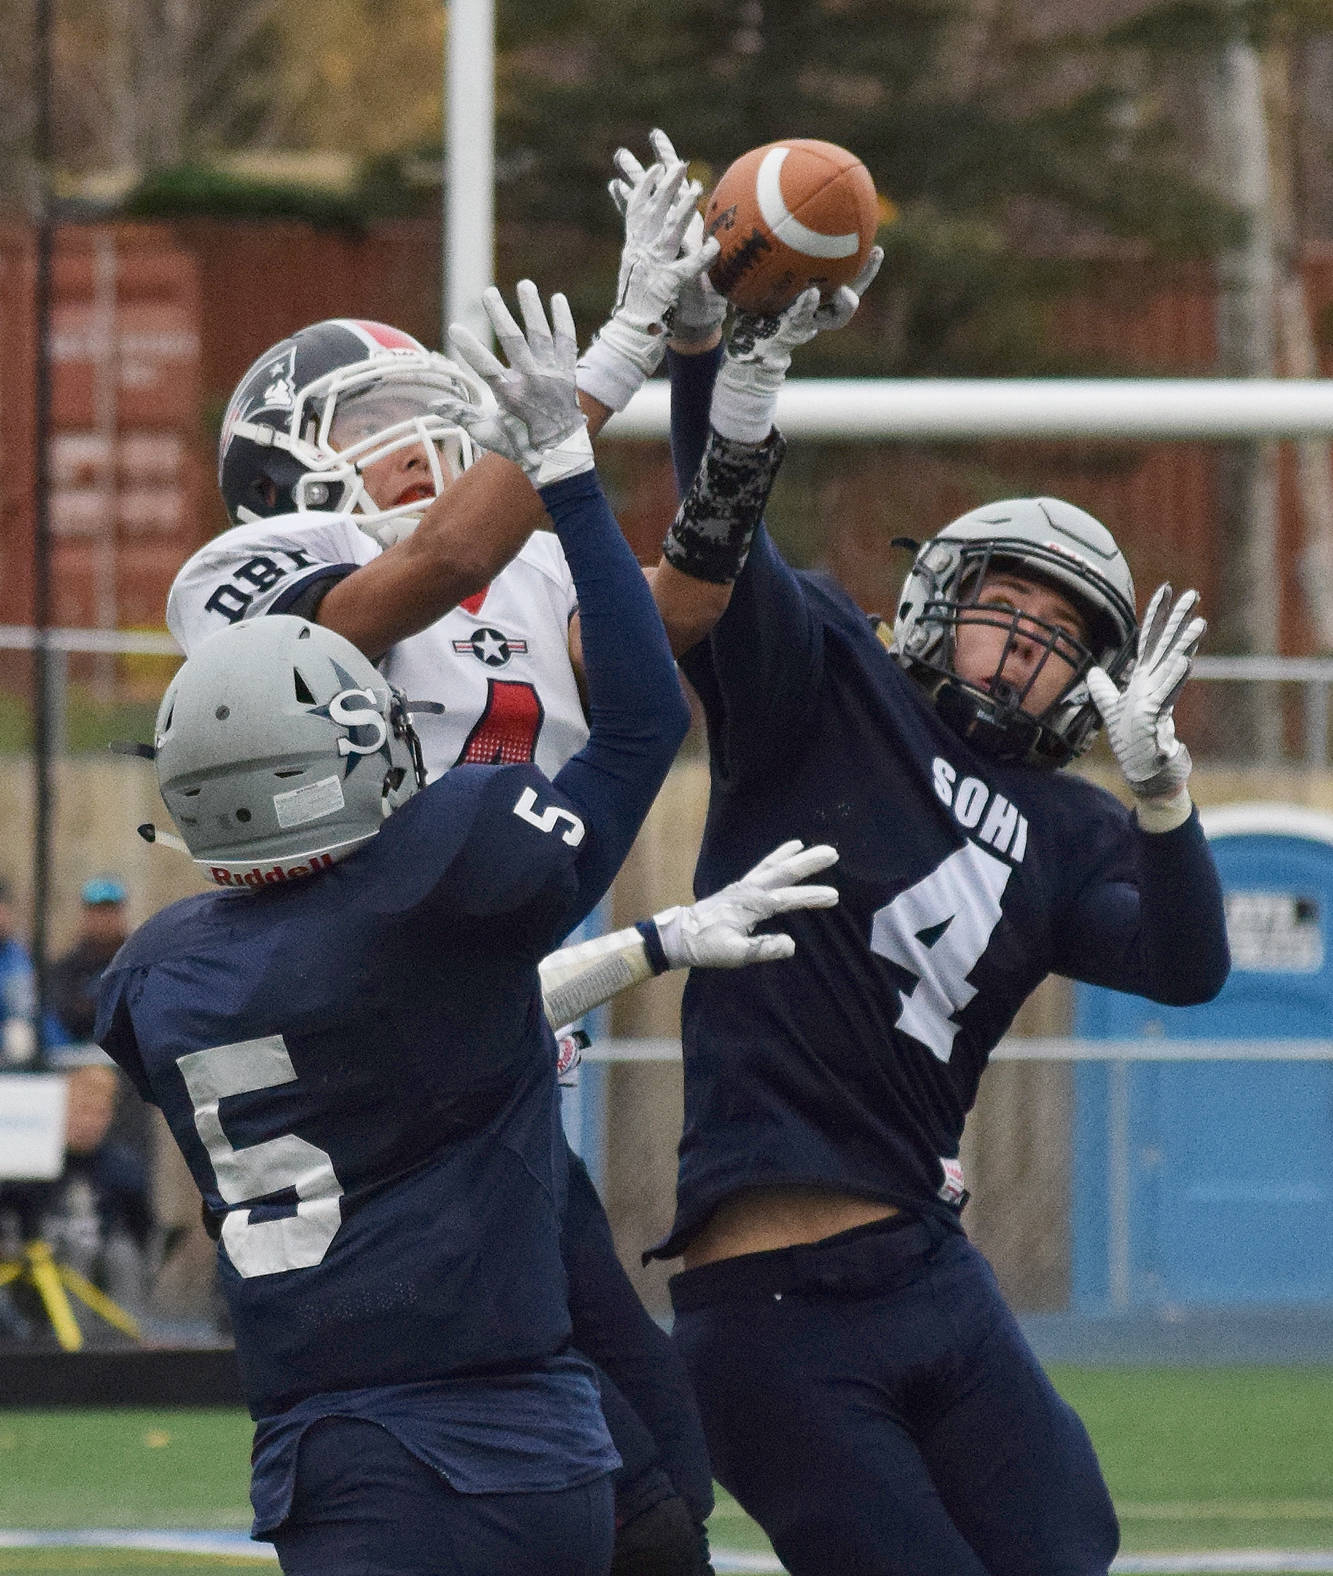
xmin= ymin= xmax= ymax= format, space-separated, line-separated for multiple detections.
xmin=610 ymin=129 xmax=728 ymax=346
xmin=653 ymin=840 xmax=839 ymax=968
xmin=443 ymin=281 xmax=593 ymax=489
xmin=577 ymin=135 xmax=720 ymax=411
xmin=1087 ymin=583 xmax=1205 ymax=807
xmin=711 ymin=247 xmax=884 ymax=443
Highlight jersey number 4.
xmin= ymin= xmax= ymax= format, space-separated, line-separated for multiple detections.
xmin=177 ymin=1035 xmax=342 ymax=1278
xmin=869 ymin=842 xmax=1012 ymax=1062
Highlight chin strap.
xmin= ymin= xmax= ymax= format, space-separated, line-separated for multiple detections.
xmin=137 ymin=823 xmax=190 ymax=854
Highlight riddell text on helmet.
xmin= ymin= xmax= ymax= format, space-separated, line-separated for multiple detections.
xmin=210 ymin=853 xmax=336 ymax=887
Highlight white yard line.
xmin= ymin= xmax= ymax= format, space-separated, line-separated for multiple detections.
xmin=3 ymin=1530 xmax=1333 ymax=1574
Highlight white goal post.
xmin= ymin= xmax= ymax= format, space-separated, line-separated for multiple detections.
xmin=608 ymin=378 xmax=1333 ymax=442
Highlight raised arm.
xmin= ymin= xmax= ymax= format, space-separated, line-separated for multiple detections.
xmin=441 ymin=283 xmax=690 ymax=915
xmin=1065 ymin=584 xmax=1229 ymax=1005
xmin=318 ymin=151 xmax=716 ymax=663
xmin=538 ymin=839 xmax=839 ymax=1027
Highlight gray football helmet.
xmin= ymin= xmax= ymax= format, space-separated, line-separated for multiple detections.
xmin=891 ymin=497 xmax=1138 ymax=767
xmin=154 ymin=616 xmax=427 ymax=885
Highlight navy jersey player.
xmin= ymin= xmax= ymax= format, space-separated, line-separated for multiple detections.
xmin=95 ymin=284 xmax=695 ymax=1576
xmin=163 ymin=150 xmax=731 ymax=1576
xmin=161 ymin=134 xmax=831 ymax=1575
xmin=623 ymin=253 xmax=1229 ymax=1574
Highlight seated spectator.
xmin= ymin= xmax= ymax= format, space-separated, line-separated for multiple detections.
xmin=0 ymin=1054 xmax=154 ymax=1344
xmin=49 ymin=878 xmax=130 ymax=1047
xmin=0 ymin=878 xmax=37 ymax=1066
xmin=50 ymin=876 xmax=152 ymax=1173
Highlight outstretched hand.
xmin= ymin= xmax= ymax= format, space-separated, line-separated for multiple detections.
xmin=578 ymin=130 xmax=721 ymax=412
xmin=611 ymin=128 xmax=727 ymax=345
xmin=711 ymin=248 xmax=883 ymax=444
xmin=654 ymin=840 xmax=840 ymax=969
xmin=1087 ymin=583 xmax=1205 ymax=802
xmin=443 ymin=281 xmax=593 ymax=488
xmin=609 ymin=132 xmax=719 ymax=337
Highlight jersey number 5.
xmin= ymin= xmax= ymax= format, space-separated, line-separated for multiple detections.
xmin=869 ymin=842 xmax=1012 ymax=1062
xmin=177 ymin=1035 xmax=343 ymax=1278
xmin=513 ymin=786 xmax=585 ymax=846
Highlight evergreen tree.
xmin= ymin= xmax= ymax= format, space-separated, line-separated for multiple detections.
xmin=497 ymin=0 xmax=1240 ymax=376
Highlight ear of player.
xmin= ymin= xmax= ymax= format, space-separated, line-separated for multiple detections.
xmin=1086 ymin=583 xmax=1206 ymax=805
xmin=440 ymin=282 xmax=594 ymax=489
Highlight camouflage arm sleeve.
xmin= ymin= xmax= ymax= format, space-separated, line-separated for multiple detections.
xmin=662 ymin=427 xmax=787 ymax=584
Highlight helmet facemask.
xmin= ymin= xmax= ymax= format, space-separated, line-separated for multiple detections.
xmin=219 ymin=323 xmax=492 ymax=542
xmin=895 ymin=525 xmax=1138 ymax=767
xmin=294 ymin=369 xmax=486 ymax=546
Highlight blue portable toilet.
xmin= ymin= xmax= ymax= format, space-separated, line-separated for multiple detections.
xmin=1073 ymin=803 xmax=1333 ymax=1311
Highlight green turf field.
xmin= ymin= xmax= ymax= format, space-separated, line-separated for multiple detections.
xmin=0 ymin=1367 xmax=1330 ymax=1574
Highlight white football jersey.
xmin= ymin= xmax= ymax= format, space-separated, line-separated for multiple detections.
xmin=167 ymin=513 xmax=589 ymax=782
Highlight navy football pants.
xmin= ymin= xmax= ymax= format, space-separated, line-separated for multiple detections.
xmin=670 ymin=1217 xmax=1118 ymax=1576
xmin=272 ymin=1416 xmax=615 ymax=1576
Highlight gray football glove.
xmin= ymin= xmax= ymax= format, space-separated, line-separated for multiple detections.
xmin=578 ymin=134 xmax=720 ymax=411
xmin=444 ymin=281 xmax=592 ymax=488
xmin=1087 ymin=583 xmax=1205 ymax=802
xmin=654 ymin=840 xmax=839 ymax=968
xmin=610 ymin=129 xmax=728 ymax=346
xmin=711 ymin=247 xmax=884 ymax=443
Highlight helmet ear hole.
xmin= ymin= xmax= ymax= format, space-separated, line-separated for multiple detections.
xmin=293 ymin=669 xmax=316 ymax=705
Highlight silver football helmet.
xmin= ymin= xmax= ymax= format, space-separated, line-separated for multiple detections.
xmin=154 ymin=616 xmax=427 ymax=886
xmin=891 ymin=497 xmax=1138 ymax=767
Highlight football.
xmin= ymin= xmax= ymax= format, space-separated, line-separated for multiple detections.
xmin=703 ymin=138 xmax=879 ymax=315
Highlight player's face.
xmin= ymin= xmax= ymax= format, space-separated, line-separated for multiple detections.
xmin=327 ymin=386 xmax=464 ymax=511
xmin=952 ymin=570 xmax=1089 ymax=719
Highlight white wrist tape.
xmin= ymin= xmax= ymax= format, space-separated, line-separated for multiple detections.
xmin=1134 ymin=785 xmax=1193 ymax=834
xmin=538 ymin=925 xmax=655 ymax=1028
xmin=577 ymin=319 xmax=666 ymax=412
xmin=709 ymin=358 xmax=786 ymax=444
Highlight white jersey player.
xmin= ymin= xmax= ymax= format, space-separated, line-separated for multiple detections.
xmin=170 ymin=507 xmax=588 ymax=782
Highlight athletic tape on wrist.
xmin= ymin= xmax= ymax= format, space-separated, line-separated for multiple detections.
xmin=709 ymin=357 xmax=787 ymax=444
xmin=576 ymin=320 xmax=665 ymax=412
xmin=663 ymin=428 xmax=787 ymax=584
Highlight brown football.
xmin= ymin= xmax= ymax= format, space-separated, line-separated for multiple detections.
xmin=704 ymin=138 xmax=880 ymax=315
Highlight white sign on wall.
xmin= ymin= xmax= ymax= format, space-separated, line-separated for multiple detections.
xmin=0 ymin=1075 xmax=68 ymax=1180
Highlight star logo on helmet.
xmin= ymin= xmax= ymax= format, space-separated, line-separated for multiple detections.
xmin=452 ymin=628 xmax=527 ymax=668
xmin=307 ymin=661 xmax=388 ymax=775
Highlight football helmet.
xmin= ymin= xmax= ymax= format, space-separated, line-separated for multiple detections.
xmin=154 ymin=615 xmax=427 ymax=885
xmin=891 ymin=497 xmax=1138 ymax=767
xmin=217 ymin=319 xmax=495 ymax=547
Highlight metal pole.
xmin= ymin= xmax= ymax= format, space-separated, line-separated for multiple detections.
xmin=1106 ymin=1060 xmax=1132 ymax=1312
xmin=444 ymin=0 xmax=495 ymax=348
xmin=30 ymin=0 xmax=56 ymax=1069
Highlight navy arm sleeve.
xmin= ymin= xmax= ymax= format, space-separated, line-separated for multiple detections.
xmin=1055 ymin=809 xmax=1230 ymax=1005
xmin=667 ymin=345 xmax=723 ymax=499
xmin=667 ymin=347 xmax=822 ymax=782
xmin=541 ymin=470 xmax=690 ymax=917
xmin=562 ymin=1148 xmax=714 ymax=1524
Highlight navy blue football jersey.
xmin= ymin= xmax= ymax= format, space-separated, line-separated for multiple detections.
xmin=654 ymin=351 xmax=1228 ymax=1258
xmin=96 ymin=762 xmax=614 ymax=1435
